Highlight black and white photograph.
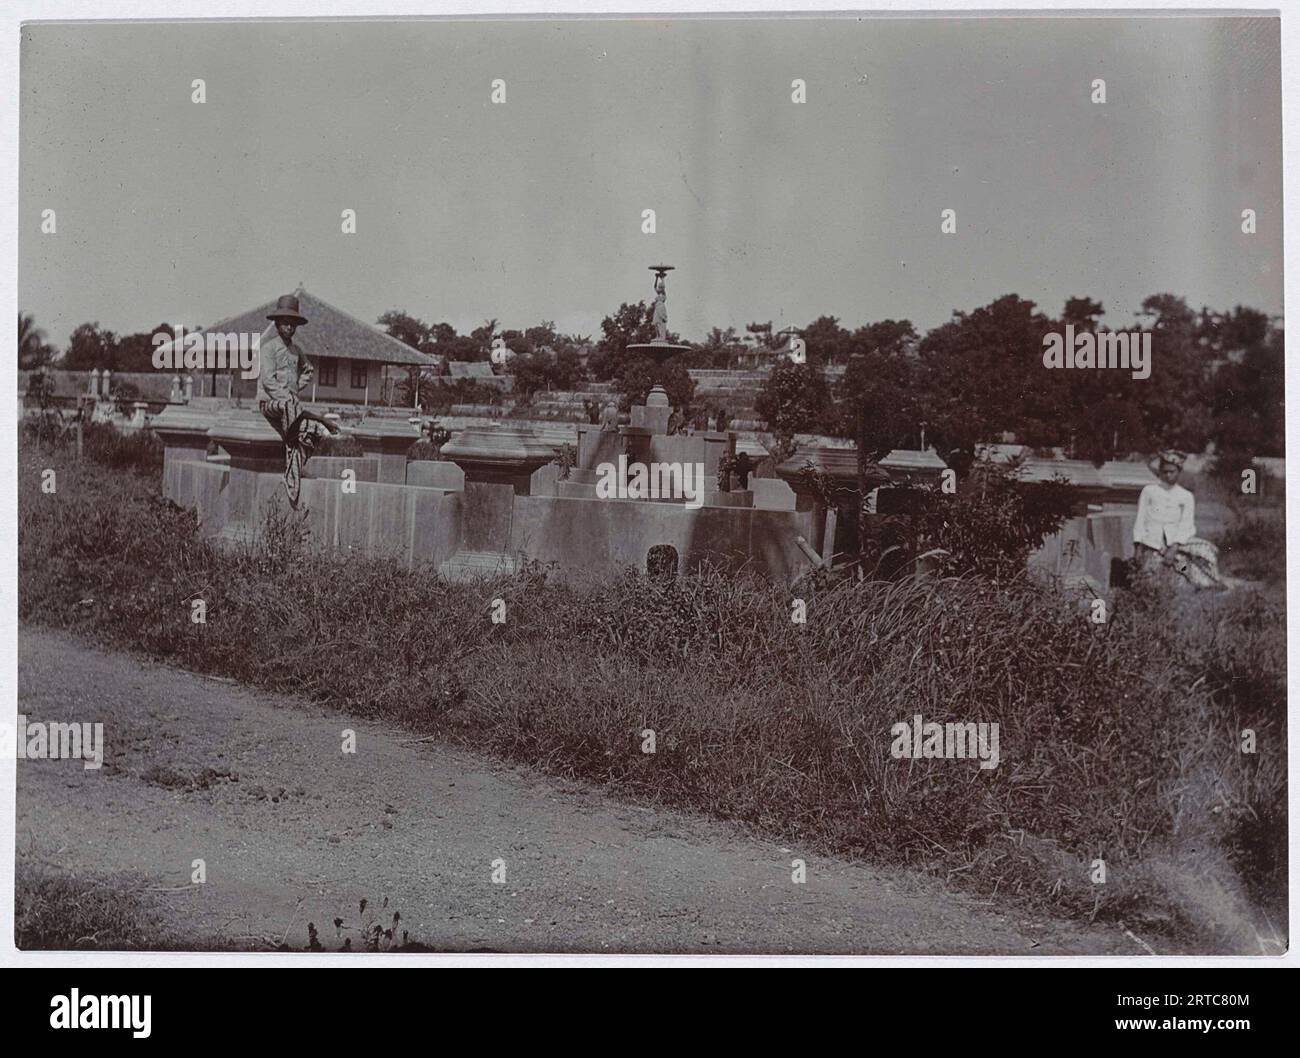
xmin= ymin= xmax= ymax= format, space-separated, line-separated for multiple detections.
xmin=3 ymin=1 xmax=1295 ymax=989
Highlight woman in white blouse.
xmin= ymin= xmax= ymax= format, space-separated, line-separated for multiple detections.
xmin=1132 ymin=451 xmax=1227 ymax=588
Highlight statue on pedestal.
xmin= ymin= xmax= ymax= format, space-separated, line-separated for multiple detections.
xmin=651 ymin=270 xmax=668 ymax=341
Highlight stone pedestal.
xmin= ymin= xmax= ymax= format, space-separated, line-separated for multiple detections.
xmin=353 ymin=419 xmax=420 ymax=485
xmin=618 ymin=426 xmax=653 ymax=469
xmin=441 ymin=423 xmax=557 ymax=495
xmin=750 ymin=478 xmax=798 ymax=511
xmin=208 ymin=419 xmax=286 ymax=545
xmin=406 ymin=460 xmax=465 ymax=491
xmin=701 ymin=431 xmax=734 ymax=481
xmin=152 ymin=407 xmax=216 ymax=467
xmin=630 ymin=385 xmax=672 ymax=435
xmin=156 ymin=408 xmax=220 ymax=519
xmin=576 ymin=422 xmax=621 ymax=474
xmin=705 ymin=489 xmax=754 ymax=509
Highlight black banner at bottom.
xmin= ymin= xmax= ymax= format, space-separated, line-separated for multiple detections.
xmin=1 ymin=967 xmax=1291 ymax=1044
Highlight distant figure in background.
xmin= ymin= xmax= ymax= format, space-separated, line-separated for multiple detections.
xmin=258 ymin=294 xmax=340 ymax=506
xmin=734 ymin=451 xmax=752 ymax=489
xmin=1132 ymin=450 xmax=1229 ymax=588
xmin=715 ymin=406 xmax=731 ymax=434
xmin=583 ymin=399 xmax=601 ymax=425
xmin=599 ymin=400 xmax=619 ymax=433
xmin=666 ymin=407 xmax=684 ymax=435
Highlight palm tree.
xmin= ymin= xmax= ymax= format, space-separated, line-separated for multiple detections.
xmin=18 ymin=312 xmax=54 ymax=369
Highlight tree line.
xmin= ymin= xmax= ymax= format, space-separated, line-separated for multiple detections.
xmin=752 ymin=294 xmax=1282 ymax=466
xmin=20 ymin=288 xmax=1282 ymax=463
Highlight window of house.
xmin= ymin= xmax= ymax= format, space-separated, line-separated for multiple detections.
xmin=318 ymin=360 xmax=337 ymax=387
xmin=350 ymin=362 xmax=368 ymax=389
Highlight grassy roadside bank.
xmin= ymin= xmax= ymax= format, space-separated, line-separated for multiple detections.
xmin=17 ymin=440 xmax=1287 ymax=952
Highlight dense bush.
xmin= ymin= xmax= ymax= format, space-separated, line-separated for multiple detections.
xmin=755 ymin=359 xmax=832 ymax=439
xmin=18 ymin=448 xmax=1286 ymax=949
xmin=615 ymin=354 xmax=695 ymax=414
xmin=509 ymin=347 xmax=586 ymax=399
xmin=18 ymin=419 xmax=165 ymax=473
xmin=315 ymin=432 xmax=364 ymax=457
xmin=910 ymin=462 xmax=1077 ymax=580
xmin=400 ymin=375 xmax=503 ymax=412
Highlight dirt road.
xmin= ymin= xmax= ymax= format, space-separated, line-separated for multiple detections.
xmin=16 ymin=628 xmax=1129 ymax=955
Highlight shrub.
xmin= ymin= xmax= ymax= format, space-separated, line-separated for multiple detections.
xmin=909 ymin=460 xmax=1076 ymax=580
xmin=315 ymin=432 xmax=363 ymax=457
xmin=14 ymin=862 xmax=233 ymax=950
xmin=402 ymin=376 xmax=502 ymax=413
xmin=510 ymin=348 xmax=586 ymax=399
xmin=17 ymin=449 xmax=1287 ymax=949
xmin=1217 ymin=511 xmax=1285 ymax=582
xmin=755 ymin=359 xmax=831 ymax=437
xmin=20 ymin=417 xmax=164 ymax=474
xmin=615 ymin=354 xmax=695 ymax=413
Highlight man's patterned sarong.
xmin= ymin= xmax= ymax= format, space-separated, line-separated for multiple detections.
xmin=258 ymin=396 xmax=326 ymax=507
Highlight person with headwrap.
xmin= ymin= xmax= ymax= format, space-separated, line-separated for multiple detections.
xmin=1132 ymin=450 xmax=1229 ymax=588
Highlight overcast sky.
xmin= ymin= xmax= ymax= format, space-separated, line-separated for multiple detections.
xmin=19 ymin=15 xmax=1282 ymax=349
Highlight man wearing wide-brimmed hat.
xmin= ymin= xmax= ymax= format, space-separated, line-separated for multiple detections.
xmin=258 ymin=293 xmax=339 ymax=506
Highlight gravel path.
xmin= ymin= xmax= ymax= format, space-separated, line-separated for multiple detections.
xmin=16 ymin=628 xmax=1129 ymax=955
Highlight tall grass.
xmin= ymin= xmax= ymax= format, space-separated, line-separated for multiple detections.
xmin=17 ymin=442 xmax=1287 ymax=951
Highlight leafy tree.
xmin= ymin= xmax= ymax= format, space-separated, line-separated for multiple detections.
xmin=801 ymin=315 xmax=851 ymax=365
xmin=834 ymin=345 xmax=921 ymax=457
xmin=615 ymin=354 xmax=695 ymax=414
xmin=908 ymin=459 xmax=1076 ymax=581
xmin=378 ymin=310 xmax=435 ymax=353
xmin=1127 ymin=293 xmax=1212 ymax=453
xmin=850 ymin=319 xmax=917 ymax=359
xmin=745 ymin=321 xmax=779 ymax=349
xmin=62 ymin=322 xmax=119 ymax=371
xmin=509 ymin=346 xmax=587 ymax=400
xmin=755 ymin=359 xmax=831 ymax=439
xmin=379 ymin=311 xmax=489 ymax=362
xmin=915 ymin=295 xmax=1067 ymax=455
xmin=1208 ymin=307 xmax=1284 ymax=459
xmin=524 ymin=321 xmax=559 ymax=351
xmin=588 ymin=301 xmax=657 ymax=380
xmin=18 ymin=312 xmax=55 ymax=369
xmin=692 ymin=325 xmax=745 ymax=369
xmin=1061 ymin=297 xmax=1104 ymax=330
xmin=116 ymin=323 xmax=185 ymax=374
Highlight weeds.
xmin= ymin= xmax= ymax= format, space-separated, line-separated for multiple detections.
xmin=16 ymin=443 xmax=1288 ymax=950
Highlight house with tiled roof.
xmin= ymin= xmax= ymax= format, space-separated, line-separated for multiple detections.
xmin=157 ymin=287 xmax=438 ymax=405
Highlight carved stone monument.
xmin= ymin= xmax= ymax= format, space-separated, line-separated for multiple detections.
xmin=626 ymin=265 xmax=692 ymax=367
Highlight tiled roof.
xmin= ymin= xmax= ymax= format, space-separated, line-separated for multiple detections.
xmin=163 ymin=289 xmax=437 ymax=367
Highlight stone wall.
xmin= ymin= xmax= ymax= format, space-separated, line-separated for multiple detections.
xmin=157 ymin=412 xmax=818 ymax=583
xmin=1028 ymin=511 xmax=1136 ymax=594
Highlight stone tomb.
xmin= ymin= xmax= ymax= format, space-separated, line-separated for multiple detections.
xmin=157 ymin=398 xmax=818 ymax=583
